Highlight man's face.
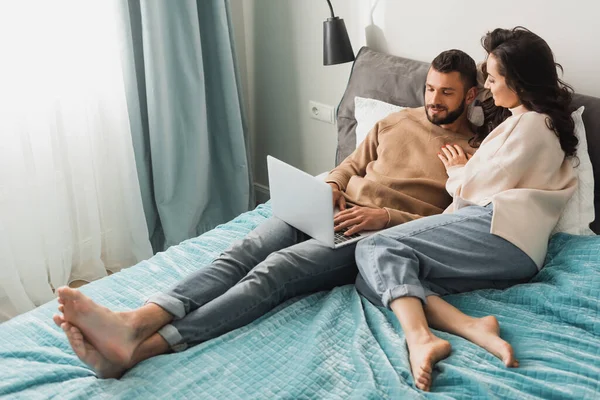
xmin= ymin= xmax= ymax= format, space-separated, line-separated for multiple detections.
xmin=424 ymin=68 xmax=468 ymax=125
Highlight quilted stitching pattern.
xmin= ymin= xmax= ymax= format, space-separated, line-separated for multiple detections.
xmin=0 ymin=204 xmax=599 ymax=399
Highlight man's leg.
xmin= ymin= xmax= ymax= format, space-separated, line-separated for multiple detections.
xmin=55 ymin=217 xmax=308 ymax=377
xmin=55 ymin=318 xmax=170 ymax=379
xmin=54 ymin=290 xmax=171 ymax=378
xmin=159 ymin=238 xmax=359 ymax=350
xmin=147 ymin=217 xmax=308 ymax=317
xmin=355 ymin=204 xmax=537 ymax=391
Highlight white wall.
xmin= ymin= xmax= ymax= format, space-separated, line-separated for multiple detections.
xmin=356 ymin=0 xmax=600 ymax=95
xmin=231 ymin=0 xmax=600 ymax=196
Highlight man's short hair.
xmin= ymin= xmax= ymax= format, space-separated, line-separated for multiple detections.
xmin=431 ymin=50 xmax=477 ymax=90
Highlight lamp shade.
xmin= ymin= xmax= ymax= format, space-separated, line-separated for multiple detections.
xmin=323 ymin=17 xmax=354 ymax=65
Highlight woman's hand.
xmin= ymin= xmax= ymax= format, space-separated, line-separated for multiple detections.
xmin=438 ymin=144 xmax=472 ymax=170
xmin=334 ymin=206 xmax=388 ymax=236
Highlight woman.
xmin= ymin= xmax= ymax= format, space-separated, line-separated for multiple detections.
xmin=354 ymin=26 xmax=578 ymax=392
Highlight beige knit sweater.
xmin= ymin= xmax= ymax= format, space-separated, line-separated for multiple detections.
xmin=445 ymin=105 xmax=577 ymax=268
xmin=326 ymin=107 xmax=475 ymax=228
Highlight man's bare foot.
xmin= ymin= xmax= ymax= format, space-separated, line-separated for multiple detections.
xmin=60 ymin=320 xmax=128 ymax=379
xmin=55 ymin=286 xmax=139 ymax=366
xmin=407 ymin=335 xmax=451 ymax=392
xmin=463 ymin=316 xmax=518 ymax=368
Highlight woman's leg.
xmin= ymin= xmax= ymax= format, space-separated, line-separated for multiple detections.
xmin=355 ymin=205 xmax=537 ymax=391
xmin=423 ymin=295 xmax=519 ymax=367
xmin=389 ymin=297 xmax=451 ymax=392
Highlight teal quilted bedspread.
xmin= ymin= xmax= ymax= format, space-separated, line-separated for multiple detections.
xmin=1 ymin=204 xmax=599 ymax=399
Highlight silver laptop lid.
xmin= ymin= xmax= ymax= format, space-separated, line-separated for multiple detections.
xmin=267 ymin=155 xmax=335 ymax=247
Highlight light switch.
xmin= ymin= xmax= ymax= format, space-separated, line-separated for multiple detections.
xmin=309 ymin=101 xmax=334 ymax=124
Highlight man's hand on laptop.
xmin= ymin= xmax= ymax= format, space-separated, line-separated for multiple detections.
xmin=328 ymin=182 xmax=347 ymax=210
xmin=334 ymin=207 xmax=388 ymax=236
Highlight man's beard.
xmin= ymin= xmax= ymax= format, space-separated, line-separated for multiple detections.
xmin=425 ymin=98 xmax=466 ymax=125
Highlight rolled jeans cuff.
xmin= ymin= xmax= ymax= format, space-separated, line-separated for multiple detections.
xmin=157 ymin=324 xmax=187 ymax=352
xmin=145 ymin=293 xmax=186 ymax=319
xmin=382 ymin=284 xmax=427 ymax=308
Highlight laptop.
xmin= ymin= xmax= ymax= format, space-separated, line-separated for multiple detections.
xmin=267 ymin=155 xmax=379 ymax=249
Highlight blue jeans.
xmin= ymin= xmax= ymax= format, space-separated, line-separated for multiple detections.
xmin=147 ymin=217 xmax=370 ymax=350
xmin=355 ymin=204 xmax=538 ymax=308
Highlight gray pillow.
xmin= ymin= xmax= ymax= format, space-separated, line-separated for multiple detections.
xmin=335 ymin=47 xmax=429 ymax=165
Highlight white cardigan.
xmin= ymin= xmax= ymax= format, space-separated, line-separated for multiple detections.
xmin=445 ymin=105 xmax=577 ymax=268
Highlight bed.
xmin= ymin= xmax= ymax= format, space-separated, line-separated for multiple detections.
xmin=1 ymin=47 xmax=599 ymax=399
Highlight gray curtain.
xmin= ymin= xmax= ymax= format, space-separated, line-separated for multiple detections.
xmin=118 ymin=0 xmax=253 ymax=252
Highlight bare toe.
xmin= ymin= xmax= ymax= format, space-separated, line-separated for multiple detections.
xmin=497 ymin=341 xmax=516 ymax=367
xmin=53 ymin=314 xmax=64 ymax=327
xmin=57 ymin=286 xmax=78 ymax=301
xmin=417 ymin=375 xmax=430 ymax=388
xmin=61 ymin=322 xmax=83 ymax=352
xmin=60 ymin=322 xmax=127 ymax=379
xmin=408 ymin=335 xmax=451 ymax=391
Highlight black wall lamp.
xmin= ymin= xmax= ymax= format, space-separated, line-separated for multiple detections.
xmin=323 ymin=0 xmax=355 ymax=65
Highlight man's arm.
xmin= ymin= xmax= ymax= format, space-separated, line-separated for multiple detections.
xmin=383 ymin=208 xmax=425 ymax=228
xmin=328 ymin=182 xmax=347 ymax=210
xmin=325 ymin=122 xmax=380 ymax=191
xmin=333 ymin=206 xmax=427 ymax=236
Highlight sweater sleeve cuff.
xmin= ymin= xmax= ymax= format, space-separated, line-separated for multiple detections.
xmin=446 ymin=165 xmax=464 ymax=178
xmin=445 ymin=165 xmax=465 ymax=196
xmin=325 ymin=171 xmax=350 ymax=191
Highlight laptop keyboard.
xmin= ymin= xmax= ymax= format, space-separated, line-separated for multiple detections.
xmin=334 ymin=227 xmax=362 ymax=244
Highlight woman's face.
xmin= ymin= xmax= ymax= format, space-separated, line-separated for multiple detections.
xmin=484 ymin=54 xmax=521 ymax=109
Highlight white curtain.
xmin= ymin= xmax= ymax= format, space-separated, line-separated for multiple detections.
xmin=0 ymin=0 xmax=153 ymax=321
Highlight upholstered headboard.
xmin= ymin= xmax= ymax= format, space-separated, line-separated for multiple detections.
xmin=335 ymin=46 xmax=600 ymax=232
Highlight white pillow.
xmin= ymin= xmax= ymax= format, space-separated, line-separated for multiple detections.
xmin=552 ymin=106 xmax=595 ymax=235
xmin=354 ymin=97 xmax=405 ymax=149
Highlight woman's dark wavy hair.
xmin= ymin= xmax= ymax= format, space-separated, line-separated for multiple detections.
xmin=476 ymin=26 xmax=578 ymax=158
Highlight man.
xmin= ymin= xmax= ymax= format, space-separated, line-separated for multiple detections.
xmin=53 ymin=49 xmax=479 ymax=379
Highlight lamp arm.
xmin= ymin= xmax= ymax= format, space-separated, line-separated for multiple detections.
xmin=326 ymin=0 xmax=335 ymax=18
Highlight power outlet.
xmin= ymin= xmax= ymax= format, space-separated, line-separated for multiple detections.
xmin=309 ymin=101 xmax=334 ymax=124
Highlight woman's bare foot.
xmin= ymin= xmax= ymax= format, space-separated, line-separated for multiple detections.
xmin=55 ymin=287 xmax=140 ymax=366
xmin=60 ymin=320 xmax=128 ymax=379
xmin=407 ymin=335 xmax=452 ymax=392
xmin=463 ymin=316 xmax=518 ymax=368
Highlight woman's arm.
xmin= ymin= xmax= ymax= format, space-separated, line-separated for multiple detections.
xmin=445 ymin=165 xmax=466 ymax=197
xmin=492 ymin=113 xmax=567 ymax=185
